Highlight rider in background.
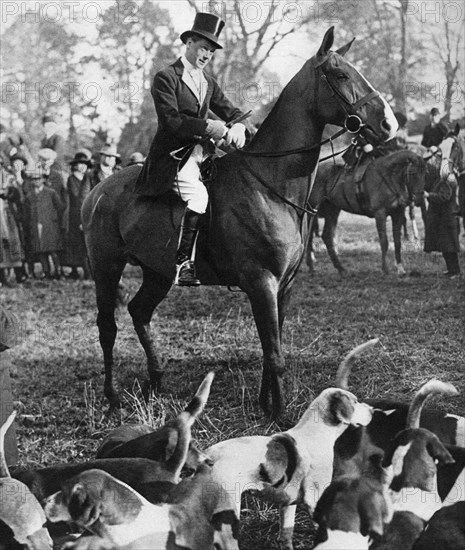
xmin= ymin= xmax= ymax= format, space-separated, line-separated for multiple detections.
xmin=421 ymin=107 xmax=449 ymax=148
xmin=135 ymin=13 xmax=247 ymax=286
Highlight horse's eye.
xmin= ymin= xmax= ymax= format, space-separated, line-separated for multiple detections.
xmin=336 ymin=73 xmax=348 ymax=81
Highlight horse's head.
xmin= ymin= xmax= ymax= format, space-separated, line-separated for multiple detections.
xmin=424 ymin=124 xmax=463 ymax=182
xmin=404 ymin=153 xmax=426 ymax=207
xmin=314 ymin=27 xmax=397 ymax=145
xmin=437 ymin=124 xmax=463 ymax=179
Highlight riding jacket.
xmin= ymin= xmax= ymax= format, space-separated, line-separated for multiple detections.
xmin=135 ymin=58 xmax=244 ymax=197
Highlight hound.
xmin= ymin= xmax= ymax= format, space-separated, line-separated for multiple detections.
xmin=0 ymin=411 xmax=53 ymax=549
xmin=207 ymin=340 xmax=378 ymax=550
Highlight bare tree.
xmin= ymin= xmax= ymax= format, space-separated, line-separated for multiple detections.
xmin=427 ymin=19 xmax=463 ymax=120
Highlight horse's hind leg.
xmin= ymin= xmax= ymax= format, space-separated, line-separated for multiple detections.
xmin=127 ymin=266 xmax=172 ymax=393
xmin=95 ymin=260 xmax=126 ymax=409
xmin=375 ymin=211 xmax=389 ymax=274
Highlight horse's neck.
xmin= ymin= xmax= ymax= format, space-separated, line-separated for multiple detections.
xmin=246 ymin=71 xmax=324 ymax=181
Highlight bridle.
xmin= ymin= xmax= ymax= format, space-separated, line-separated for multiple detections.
xmin=238 ymin=53 xmax=381 ymax=159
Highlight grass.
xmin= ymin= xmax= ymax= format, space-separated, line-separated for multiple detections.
xmin=2 ymin=212 xmax=464 ymax=549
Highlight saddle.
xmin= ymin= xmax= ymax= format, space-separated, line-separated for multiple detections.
xmin=342 ymin=147 xmax=372 ymax=211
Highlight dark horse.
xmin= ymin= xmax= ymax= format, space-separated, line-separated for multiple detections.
xmin=307 ymin=150 xmax=426 ymax=276
xmin=82 ymin=28 xmax=396 ymax=418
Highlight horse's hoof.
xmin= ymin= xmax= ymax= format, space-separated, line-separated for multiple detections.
xmin=142 ymin=373 xmax=163 ymax=402
xmin=104 ymin=384 xmax=121 ymax=411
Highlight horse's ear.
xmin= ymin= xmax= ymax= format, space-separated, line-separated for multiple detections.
xmin=453 ymin=123 xmax=460 ymax=136
xmin=317 ymin=27 xmax=334 ymax=59
xmin=336 ymin=37 xmax=355 ymax=57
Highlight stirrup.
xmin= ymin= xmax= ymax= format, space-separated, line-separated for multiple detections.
xmin=175 ymin=260 xmax=201 ymax=286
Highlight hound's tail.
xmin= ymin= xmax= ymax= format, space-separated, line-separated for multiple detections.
xmin=183 ymin=371 xmax=215 ymax=425
xmin=166 ymin=372 xmax=215 ymax=476
xmin=0 ymin=410 xmax=16 ymax=478
xmin=407 ymin=380 xmax=458 ymax=429
xmin=335 ymin=338 xmax=380 ymax=389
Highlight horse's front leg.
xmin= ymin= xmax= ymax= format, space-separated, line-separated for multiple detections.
xmin=242 ymin=273 xmax=284 ymax=418
xmin=375 ymin=211 xmax=389 ymax=274
xmin=392 ymin=208 xmax=407 ymax=277
xmin=322 ymin=206 xmax=346 ymax=275
xmin=127 ymin=267 xmax=172 ymax=394
xmin=94 ymin=261 xmax=126 ymax=410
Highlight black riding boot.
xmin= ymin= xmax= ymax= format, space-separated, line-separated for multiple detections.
xmin=175 ymin=209 xmax=202 ymax=286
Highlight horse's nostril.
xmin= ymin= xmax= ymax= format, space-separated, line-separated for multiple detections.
xmin=381 ymin=118 xmax=391 ymax=133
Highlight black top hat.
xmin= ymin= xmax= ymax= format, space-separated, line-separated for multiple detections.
xmin=430 ymin=107 xmax=440 ymax=116
xmin=70 ymin=152 xmax=92 ymax=167
xmin=180 ymin=13 xmax=225 ymax=49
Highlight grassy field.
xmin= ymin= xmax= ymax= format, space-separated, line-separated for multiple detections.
xmin=2 ymin=212 xmax=464 ymax=549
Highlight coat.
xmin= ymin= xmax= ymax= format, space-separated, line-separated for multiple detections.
xmin=135 ymin=57 xmax=244 ymax=197
xmin=421 ymin=122 xmax=449 ymax=148
xmin=424 ymin=171 xmax=460 ymax=254
xmin=24 ymin=186 xmax=65 ymax=253
xmin=64 ymin=173 xmax=90 ymax=266
xmin=0 ymin=169 xmax=23 ymax=267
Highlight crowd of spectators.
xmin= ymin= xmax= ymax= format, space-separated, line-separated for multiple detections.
xmin=0 ymin=115 xmax=145 ymax=285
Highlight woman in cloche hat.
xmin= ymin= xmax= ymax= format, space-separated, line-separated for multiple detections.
xmin=135 ymin=12 xmax=247 ymax=286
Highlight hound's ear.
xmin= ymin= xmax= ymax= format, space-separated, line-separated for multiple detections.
xmin=427 ymin=436 xmax=455 ymax=466
xmin=453 ymin=123 xmax=460 ymax=136
xmin=359 ymin=491 xmax=390 ymax=540
xmin=68 ymin=483 xmax=100 ymax=527
xmin=332 ymin=392 xmax=355 ymax=424
xmin=336 ymin=38 xmax=355 ymax=57
xmin=317 ymin=27 xmax=334 ymax=59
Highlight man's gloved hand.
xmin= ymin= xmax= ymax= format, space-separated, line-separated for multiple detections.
xmin=206 ymin=119 xmax=227 ymax=142
xmin=225 ymin=123 xmax=246 ymax=148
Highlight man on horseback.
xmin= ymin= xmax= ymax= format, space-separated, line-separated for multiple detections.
xmin=135 ymin=13 xmax=247 ymax=286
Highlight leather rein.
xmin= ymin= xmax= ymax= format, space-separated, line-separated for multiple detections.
xmin=238 ymin=57 xmax=382 ymax=216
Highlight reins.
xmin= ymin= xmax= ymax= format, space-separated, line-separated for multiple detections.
xmin=231 ymin=55 xmax=382 ymax=217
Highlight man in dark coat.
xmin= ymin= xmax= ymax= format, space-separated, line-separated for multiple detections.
xmin=423 ymin=161 xmax=461 ymax=279
xmin=135 ymin=12 xmax=246 ymax=286
xmin=421 ymin=108 xmax=449 ymax=148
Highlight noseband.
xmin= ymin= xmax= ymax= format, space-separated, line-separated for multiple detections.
xmin=314 ymin=55 xmax=380 ymax=136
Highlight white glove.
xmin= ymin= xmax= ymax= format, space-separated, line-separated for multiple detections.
xmin=225 ymin=123 xmax=246 ymax=148
xmin=206 ymin=119 xmax=227 ymax=142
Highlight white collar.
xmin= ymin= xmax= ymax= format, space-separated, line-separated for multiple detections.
xmin=181 ymin=55 xmax=201 ymax=74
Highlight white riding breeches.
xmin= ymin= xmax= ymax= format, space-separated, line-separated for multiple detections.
xmin=172 ymin=144 xmax=208 ymax=214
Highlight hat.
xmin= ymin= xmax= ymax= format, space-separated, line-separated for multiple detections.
xmin=180 ymin=12 xmax=225 ymax=49
xmin=76 ymin=148 xmax=92 ymax=161
xmin=430 ymin=108 xmax=440 ymax=116
xmin=42 ymin=114 xmax=57 ymax=124
xmin=128 ymin=151 xmax=145 ymax=165
xmin=38 ymin=148 xmax=57 ymax=161
xmin=69 ymin=152 xmax=92 ymax=167
xmin=10 ymin=152 xmax=28 ymax=166
xmin=0 ymin=306 xmax=20 ymax=350
xmin=99 ymin=144 xmax=120 ymax=158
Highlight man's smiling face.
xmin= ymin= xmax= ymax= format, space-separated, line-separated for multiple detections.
xmin=185 ymin=37 xmax=217 ymax=70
